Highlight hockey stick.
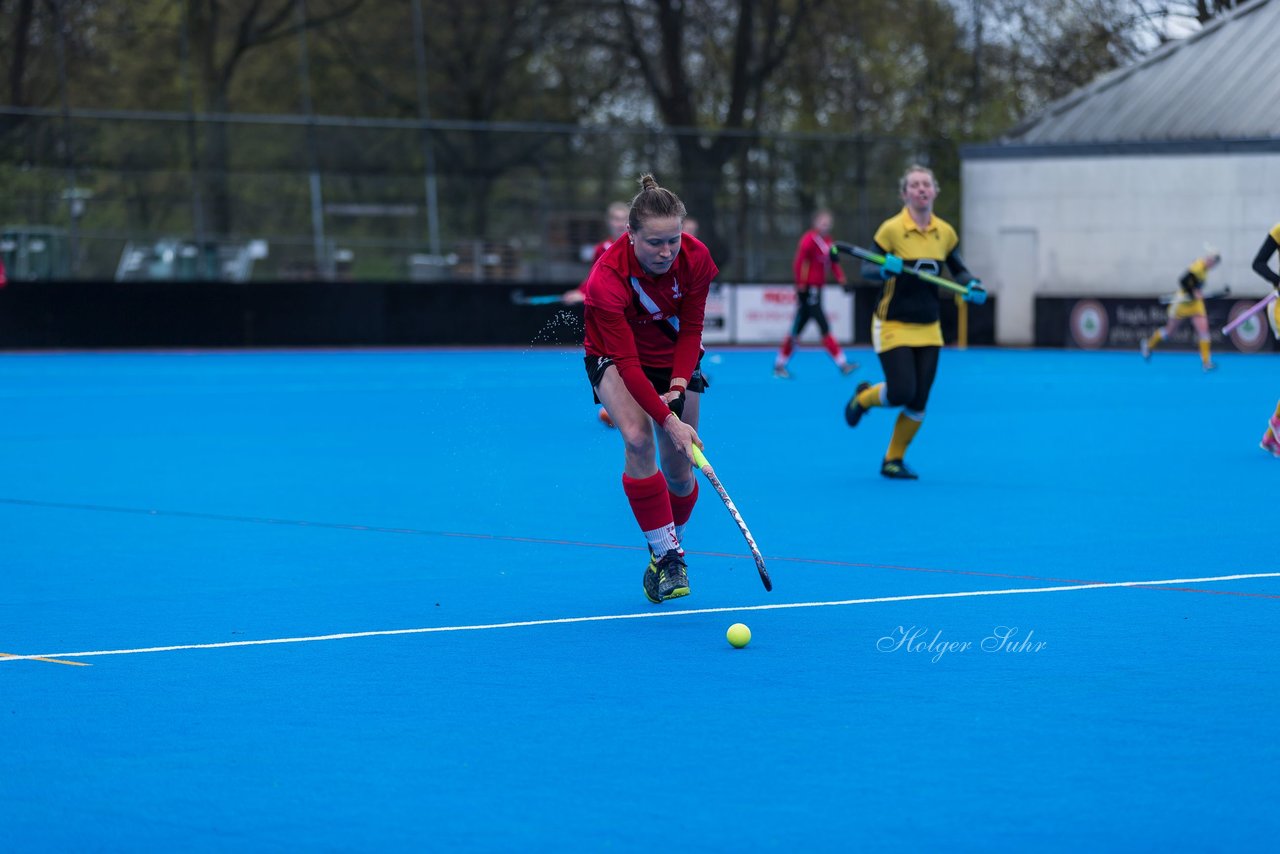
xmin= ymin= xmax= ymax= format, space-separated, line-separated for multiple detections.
xmin=832 ymin=243 xmax=986 ymax=304
xmin=1222 ymin=291 xmax=1278 ymax=335
xmin=690 ymin=445 xmax=772 ymax=592
xmin=1159 ymin=286 xmax=1231 ymax=305
xmin=510 ymin=290 xmax=565 ymax=306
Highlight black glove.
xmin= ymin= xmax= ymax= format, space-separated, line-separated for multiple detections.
xmin=667 ymin=389 xmax=686 ymax=419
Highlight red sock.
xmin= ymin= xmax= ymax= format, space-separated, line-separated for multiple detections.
xmin=776 ymin=336 xmax=795 ymax=364
xmin=669 ymin=480 xmax=699 ymax=527
xmin=822 ymin=333 xmax=843 ymax=360
xmin=622 ymin=472 xmax=676 ymax=552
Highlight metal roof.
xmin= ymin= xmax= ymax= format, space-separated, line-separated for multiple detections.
xmin=998 ymin=0 xmax=1280 ymax=146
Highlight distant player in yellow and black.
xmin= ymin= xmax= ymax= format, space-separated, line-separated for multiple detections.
xmin=1140 ymin=250 xmax=1222 ymax=371
xmin=843 ymin=164 xmax=983 ymax=480
xmin=1251 ymin=222 xmax=1280 ymax=458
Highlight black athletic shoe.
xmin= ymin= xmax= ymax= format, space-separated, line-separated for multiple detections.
xmin=643 ymin=550 xmax=663 ymax=603
xmin=655 ymin=549 xmax=690 ymax=600
xmin=880 ymin=458 xmax=918 ymax=480
xmin=844 ymin=381 xmax=872 ymax=427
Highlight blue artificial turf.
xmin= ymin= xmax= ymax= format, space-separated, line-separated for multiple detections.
xmin=2 ymin=345 xmax=1277 ymax=850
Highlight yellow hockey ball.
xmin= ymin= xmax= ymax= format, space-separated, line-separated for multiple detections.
xmin=726 ymin=623 xmax=751 ymax=648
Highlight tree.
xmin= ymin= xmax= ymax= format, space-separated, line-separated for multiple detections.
xmin=603 ymin=0 xmax=827 ymax=267
xmin=1189 ymin=0 xmax=1246 ymax=22
xmin=1140 ymin=0 xmax=1247 ymax=29
xmin=3 ymin=0 xmax=40 ymax=124
xmin=0 ymin=1 xmax=103 ymax=142
xmin=181 ymin=0 xmax=363 ymax=235
xmin=317 ymin=0 xmax=624 ymax=239
xmin=4 ymin=0 xmax=1239 ymax=279
xmin=974 ymin=0 xmax=1246 ymax=112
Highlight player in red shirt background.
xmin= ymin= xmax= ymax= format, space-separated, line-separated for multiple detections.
xmin=773 ymin=209 xmax=858 ymax=379
xmin=562 ymin=201 xmax=630 ymax=307
xmin=563 ymin=202 xmax=632 ymax=429
xmin=582 ymin=174 xmax=717 ymax=603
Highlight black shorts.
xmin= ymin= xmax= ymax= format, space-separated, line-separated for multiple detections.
xmin=791 ymin=292 xmax=831 ymax=337
xmin=584 ymin=354 xmax=709 ymax=404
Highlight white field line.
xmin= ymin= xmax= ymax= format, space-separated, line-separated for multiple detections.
xmin=3 ymin=571 xmax=1278 ymax=664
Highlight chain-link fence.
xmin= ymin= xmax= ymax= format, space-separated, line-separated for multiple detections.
xmin=1 ymin=109 xmax=953 ymax=283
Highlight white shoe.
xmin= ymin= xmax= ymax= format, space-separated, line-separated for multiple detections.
xmin=1139 ymin=338 xmax=1150 ymax=360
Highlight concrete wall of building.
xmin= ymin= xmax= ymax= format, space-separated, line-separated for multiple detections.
xmin=961 ymin=151 xmax=1280 ymax=344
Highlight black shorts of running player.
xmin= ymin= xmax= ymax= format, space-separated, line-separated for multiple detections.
xmin=878 ymin=345 xmax=939 ymax=412
xmin=583 ymin=354 xmax=709 ymax=404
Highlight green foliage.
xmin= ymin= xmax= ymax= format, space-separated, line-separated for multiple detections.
xmin=0 ymin=0 xmax=1226 ymax=279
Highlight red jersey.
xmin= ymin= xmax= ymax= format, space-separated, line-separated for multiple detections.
xmin=583 ymin=234 xmax=718 ymax=424
xmin=793 ymin=229 xmax=843 ymax=288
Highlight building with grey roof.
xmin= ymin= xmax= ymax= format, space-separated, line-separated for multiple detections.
xmin=960 ymin=0 xmax=1280 ymax=345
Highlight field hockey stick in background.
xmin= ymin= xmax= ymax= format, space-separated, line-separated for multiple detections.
xmin=510 ymin=290 xmax=565 ymax=306
xmin=1222 ymin=291 xmax=1279 ymax=335
xmin=690 ymin=445 xmax=772 ymax=592
xmin=832 ymin=243 xmax=987 ymax=304
xmin=1159 ymin=286 xmax=1231 ymax=304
